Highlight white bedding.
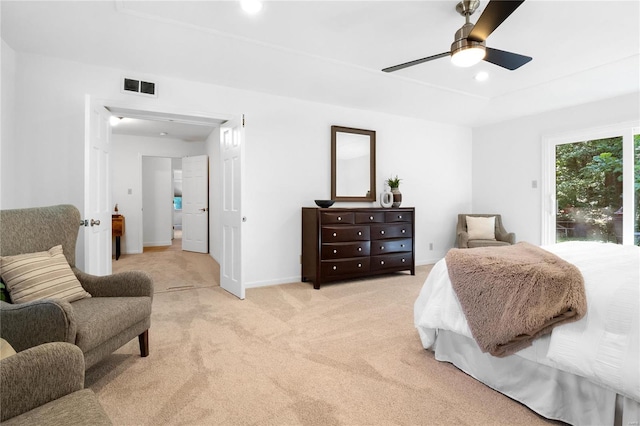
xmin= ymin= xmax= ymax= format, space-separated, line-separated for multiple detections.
xmin=414 ymin=241 xmax=640 ymax=402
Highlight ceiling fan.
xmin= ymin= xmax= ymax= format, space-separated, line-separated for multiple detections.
xmin=382 ymin=0 xmax=532 ymax=73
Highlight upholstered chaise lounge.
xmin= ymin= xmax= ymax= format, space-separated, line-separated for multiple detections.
xmin=0 ymin=205 xmax=153 ymax=369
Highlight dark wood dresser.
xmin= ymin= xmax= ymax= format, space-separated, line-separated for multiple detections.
xmin=302 ymin=207 xmax=415 ymax=289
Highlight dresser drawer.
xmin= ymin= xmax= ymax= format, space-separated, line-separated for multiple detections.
xmin=322 ymin=242 xmax=370 ymax=259
xmin=370 ymin=238 xmax=412 ymax=255
xmin=385 ymin=211 xmax=412 ymax=223
xmin=370 ymin=224 xmax=412 ymax=240
xmin=321 ymin=258 xmax=370 ymax=277
xmin=321 ymin=226 xmax=370 ymax=242
xmin=321 ymin=212 xmax=354 ymax=224
xmin=370 ymin=253 xmax=413 ymax=271
xmin=355 ymin=212 xmax=385 ymax=224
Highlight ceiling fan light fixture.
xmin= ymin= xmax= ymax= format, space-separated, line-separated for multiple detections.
xmin=451 ymin=44 xmax=486 ymax=67
xmin=240 ymin=0 xmax=263 ymax=15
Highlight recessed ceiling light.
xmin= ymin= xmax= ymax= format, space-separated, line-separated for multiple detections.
xmin=240 ymin=0 xmax=263 ymax=14
xmin=474 ymin=71 xmax=489 ymax=82
xmin=160 ymin=132 xmax=168 ymax=136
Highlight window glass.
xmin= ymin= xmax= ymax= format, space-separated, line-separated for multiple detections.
xmin=556 ymin=137 xmax=623 ymax=243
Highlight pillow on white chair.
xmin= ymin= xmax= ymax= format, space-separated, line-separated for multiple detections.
xmin=466 ymin=216 xmax=496 ymax=240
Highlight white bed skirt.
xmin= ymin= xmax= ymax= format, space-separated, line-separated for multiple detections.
xmin=434 ymin=330 xmax=640 ymax=426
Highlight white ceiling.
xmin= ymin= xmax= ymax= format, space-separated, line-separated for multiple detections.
xmin=106 ymin=107 xmax=224 ymax=141
xmin=2 ymin=0 xmax=639 ymax=129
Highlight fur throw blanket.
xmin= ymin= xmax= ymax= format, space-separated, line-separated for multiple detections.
xmin=445 ymin=242 xmax=586 ymax=357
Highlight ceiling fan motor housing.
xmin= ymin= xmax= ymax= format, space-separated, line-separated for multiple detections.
xmin=451 ymin=22 xmax=486 ymax=58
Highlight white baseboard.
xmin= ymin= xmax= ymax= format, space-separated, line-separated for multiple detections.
xmin=143 ymin=241 xmax=172 ymax=247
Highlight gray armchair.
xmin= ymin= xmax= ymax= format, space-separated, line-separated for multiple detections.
xmin=0 ymin=205 xmax=153 ymax=369
xmin=0 ymin=342 xmax=112 ymax=425
xmin=456 ymin=214 xmax=516 ymax=248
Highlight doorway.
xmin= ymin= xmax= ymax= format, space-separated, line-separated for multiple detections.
xmin=107 ymin=107 xmax=223 ymax=256
xmin=85 ymin=98 xmax=245 ymax=299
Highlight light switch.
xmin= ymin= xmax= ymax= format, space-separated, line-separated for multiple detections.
xmin=531 ymin=180 xmax=538 ymax=189
xmin=128 ymin=188 xmax=132 ymax=195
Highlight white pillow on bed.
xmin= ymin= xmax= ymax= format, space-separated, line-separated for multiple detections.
xmin=466 ymin=216 xmax=496 ymax=240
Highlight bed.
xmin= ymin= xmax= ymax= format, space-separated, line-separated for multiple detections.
xmin=414 ymin=241 xmax=639 ymax=426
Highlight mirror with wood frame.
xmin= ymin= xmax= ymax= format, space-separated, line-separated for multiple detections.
xmin=331 ymin=126 xmax=376 ymax=202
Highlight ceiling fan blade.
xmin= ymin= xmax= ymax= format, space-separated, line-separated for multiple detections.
xmin=382 ymin=52 xmax=449 ymax=73
xmin=468 ymin=0 xmax=525 ymax=42
xmin=483 ymin=47 xmax=532 ymax=70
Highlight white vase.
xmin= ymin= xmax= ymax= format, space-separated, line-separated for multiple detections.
xmin=380 ymin=185 xmax=393 ymax=208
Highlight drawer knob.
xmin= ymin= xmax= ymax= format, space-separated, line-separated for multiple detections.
xmin=333 ymin=232 xmax=337 ymax=237
xmin=337 ymin=216 xmax=342 ymax=221
xmin=401 ymin=258 xmax=406 ymax=263
xmin=401 ymin=229 xmax=406 ymax=233
xmin=358 ymin=231 xmax=362 ymax=236
xmin=358 ymin=247 xmax=362 ymax=251
xmin=369 ymin=216 xmax=374 ymax=220
xmin=401 ymin=244 xmax=405 ymax=248
xmin=380 ymin=260 xmax=385 ymax=265
xmin=358 ymin=263 xmax=362 ymax=268
xmin=380 ymin=230 xmax=385 ymax=235
xmin=380 ymin=246 xmax=385 ymax=250
xmin=333 ymin=249 xmax=337 ymax=254
xmin=398 ymin=215 xmax=402 ymax=219
xmin=333 ymin=266 xmax=337 ymax=270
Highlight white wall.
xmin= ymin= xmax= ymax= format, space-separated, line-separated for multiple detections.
xmin=142 ymin=156 xmax=173 ymax=247
xmin=1 ymin=40 xmax=17 ymax=210
xmin=111 ymin=134 xmax=206 ymax=254
xmin=2 ymin=49 xmax=472 ymax=288
xmin=472 ymin=92 xmax=640 ymax=245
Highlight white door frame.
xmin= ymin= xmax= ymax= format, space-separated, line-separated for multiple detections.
xmin=84 ymin=98 xmax=238 ymax=275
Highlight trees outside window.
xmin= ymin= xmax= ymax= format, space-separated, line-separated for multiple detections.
xmin=556 ymin=137 xmax=623 ymax=243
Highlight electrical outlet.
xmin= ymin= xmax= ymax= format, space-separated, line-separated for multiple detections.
xmin=128 ymin=188 xmax=132 ymax=195
xmin=429 ymin=243 xmax=433 ymax=250
xmin=531 ymin=180 xmax=538 ymax=189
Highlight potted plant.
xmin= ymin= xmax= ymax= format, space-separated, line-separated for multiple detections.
xmin=386 ymin=175 xmax=402 ymax=207
xmin=386 ymin=175 xmax=402 ymax=189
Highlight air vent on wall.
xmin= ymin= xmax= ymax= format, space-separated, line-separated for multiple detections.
xmin=121 ymin=77 xmax=157 ymax=97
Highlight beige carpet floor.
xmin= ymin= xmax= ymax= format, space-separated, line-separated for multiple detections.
xmin=89 ymin=241 xmax=558 ymax=425
xmin=111 ymin=239 xmax=220 ymax=293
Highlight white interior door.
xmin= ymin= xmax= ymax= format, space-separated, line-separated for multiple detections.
xmin=84 ymin=95 xmax=112 ymax=275
xmin=182 ymin=155 xmax=209 ymax=253
xmin=220 ymin=116 xmax=245 ymax=299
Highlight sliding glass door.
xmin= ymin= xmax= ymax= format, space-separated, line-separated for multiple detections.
xmin=555 ymin=137 xmax=623 ymax=243
xmin=543 ymin=123 xmax=639 ymax=246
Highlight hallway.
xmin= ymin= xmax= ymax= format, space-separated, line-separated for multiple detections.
xmin=112 ymin=235 xmax=220 ymax=293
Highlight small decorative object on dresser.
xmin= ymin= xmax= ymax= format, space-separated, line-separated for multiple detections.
xmin=386 ymin=175 xmax=402 ymax=208
xmin=379 ymin=185 xmax=393 ymax=208
xmin=301 ymin=207 xmax=415 ymax=289
xmin=314 ymin=199 xmax=335 ymax=208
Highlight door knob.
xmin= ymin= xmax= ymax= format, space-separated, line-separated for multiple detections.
xmin=90 ymin=219 xmax=101 ymax=226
